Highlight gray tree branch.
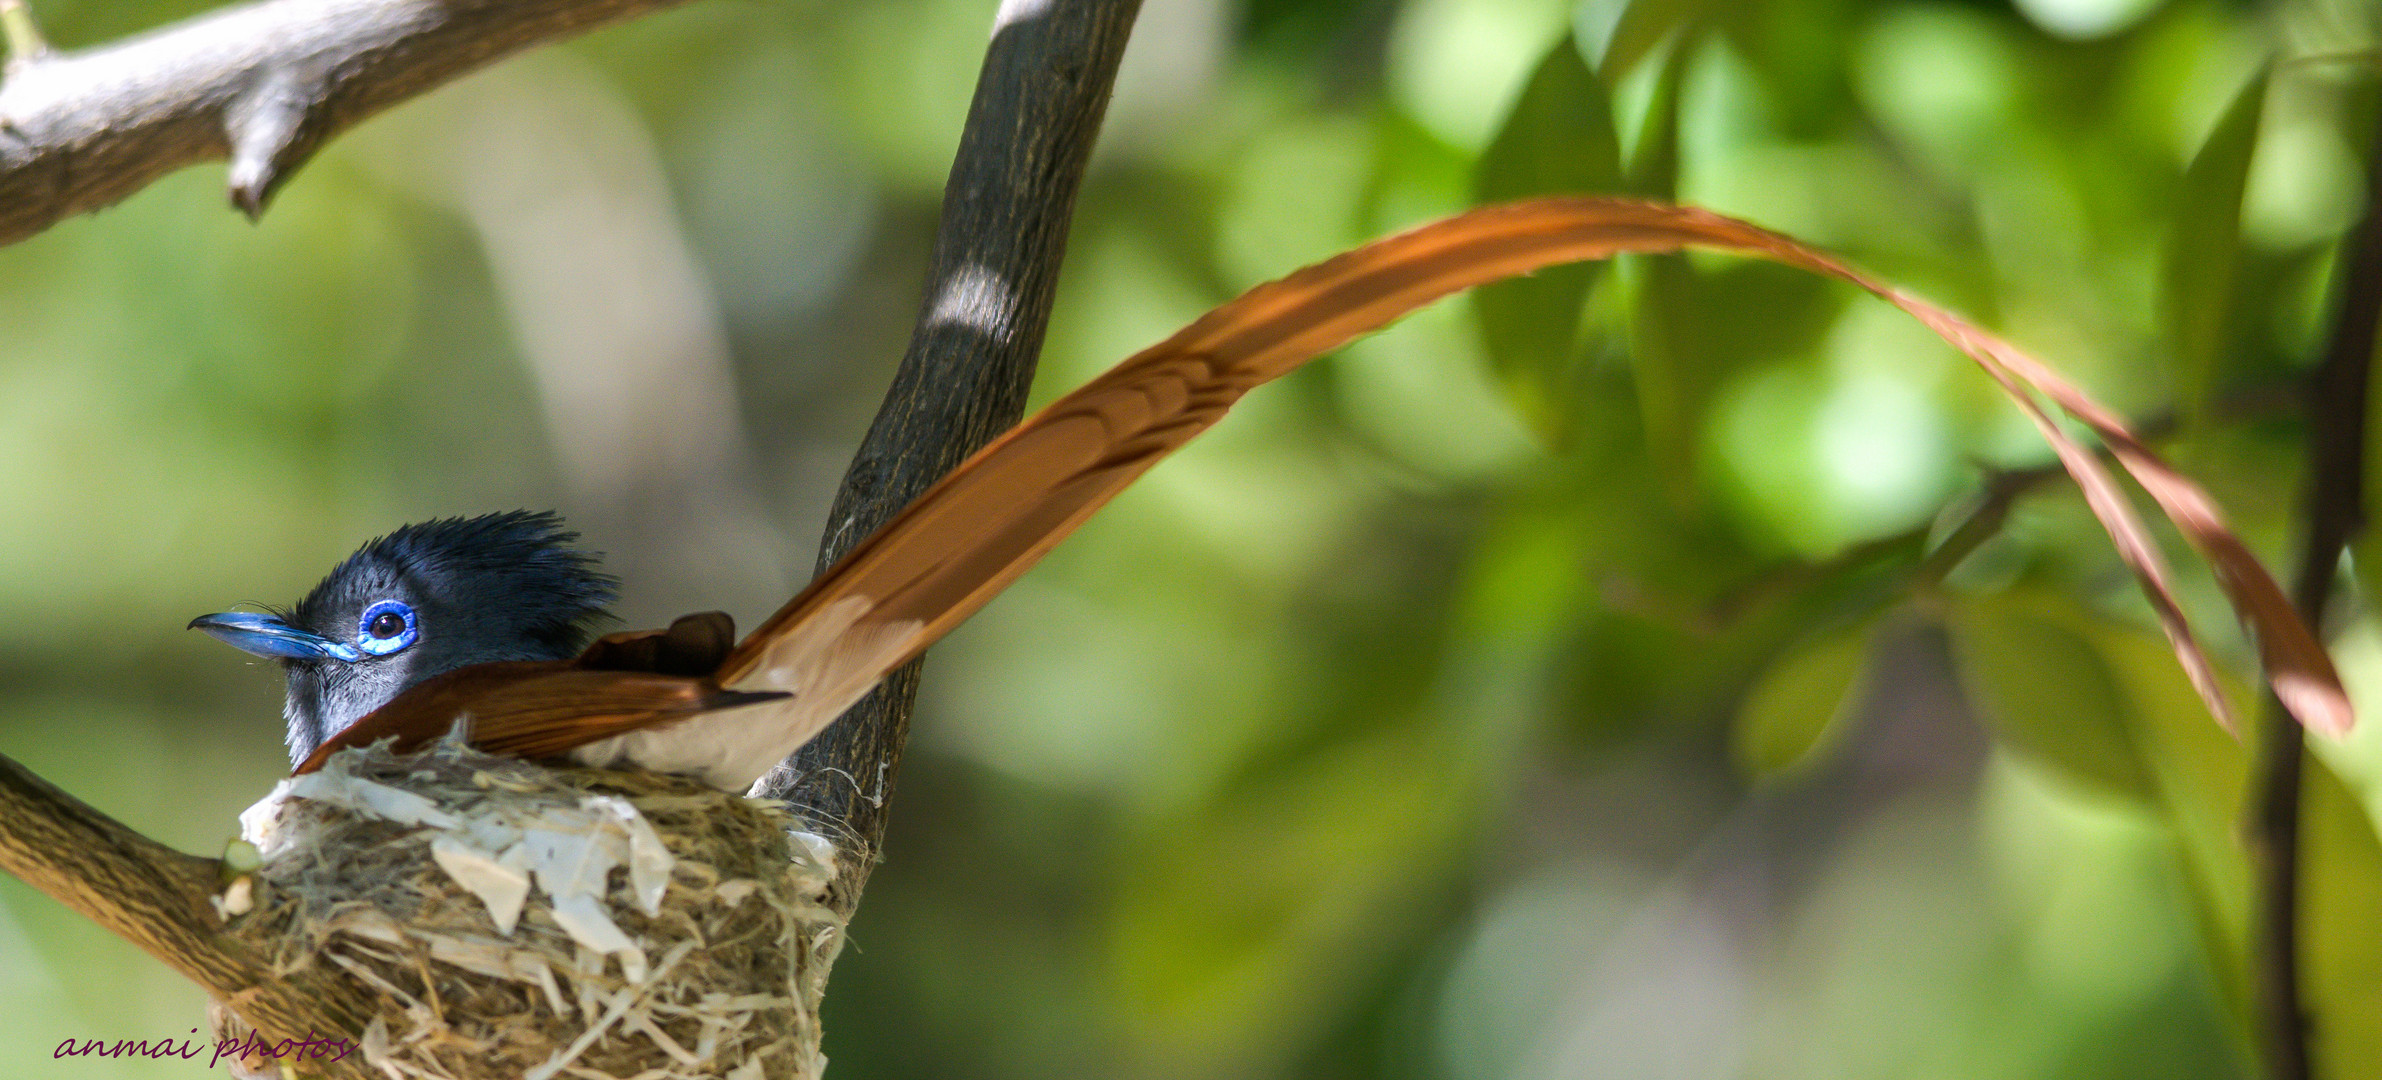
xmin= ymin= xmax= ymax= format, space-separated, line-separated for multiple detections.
xmin=750 ymin=0 xmax=1145 ymax=914
xmin=0 ymin=0 xmax=691 ymax=245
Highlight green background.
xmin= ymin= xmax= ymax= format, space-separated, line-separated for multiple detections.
xmin=5 ymin=0 xmax=2382 ymax=1077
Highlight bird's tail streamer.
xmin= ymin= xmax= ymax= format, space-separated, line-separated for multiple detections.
xmin=720 ymin=196 xmax=2350 ymax=744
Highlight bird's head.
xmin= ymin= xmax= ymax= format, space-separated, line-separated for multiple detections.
xmin=191 ymin=511 xmax=619 ymax=766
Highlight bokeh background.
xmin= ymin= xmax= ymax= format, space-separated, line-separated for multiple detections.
xmin=6 ymin=0 xmax=2382 ymax=1076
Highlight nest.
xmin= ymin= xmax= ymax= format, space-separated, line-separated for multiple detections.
xmin=212 ymin=738 xmax=846 ymax=1080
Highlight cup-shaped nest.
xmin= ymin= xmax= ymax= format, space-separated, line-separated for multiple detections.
xmin=212 ymin=739 xmax=845 ymax=1080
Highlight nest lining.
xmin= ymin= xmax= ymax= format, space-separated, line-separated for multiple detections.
xmin=218 ymin=739 xmax=846 ymax=1080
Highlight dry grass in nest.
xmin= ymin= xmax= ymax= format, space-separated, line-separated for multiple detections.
xmin=213 ymin=739 xmax=845 ymax=1080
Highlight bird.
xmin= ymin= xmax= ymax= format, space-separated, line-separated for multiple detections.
xmin=187 ymin=511 xmax=788 ymax=783
xmin=188 ymin=198 xmax=2347 ymax=792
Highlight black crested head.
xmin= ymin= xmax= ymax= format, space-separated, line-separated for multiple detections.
xmin=272 ymin=511 xmax=618 ymax=765
xmin=293 ymin=511 xmax=618 ymax=658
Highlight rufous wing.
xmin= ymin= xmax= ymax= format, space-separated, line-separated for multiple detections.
xmin=577 ymin=611 xmax=738 ymax=676
xmin=295 ymin=660 xmax=783 ymax=774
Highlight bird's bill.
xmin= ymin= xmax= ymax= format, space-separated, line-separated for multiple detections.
xmin=188 ymin=611 xmax=362 ymax=662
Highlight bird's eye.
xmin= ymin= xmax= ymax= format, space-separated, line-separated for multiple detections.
xmin=355 ymin=600 xmax=418 ymax=657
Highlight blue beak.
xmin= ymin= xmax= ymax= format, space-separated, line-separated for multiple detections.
xmin=188 ymin=611 xmax=362 ymax=663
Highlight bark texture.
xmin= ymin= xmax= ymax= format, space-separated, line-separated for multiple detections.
xmin=0 ymin=0 xmax=691 ymax=244
xmin=751 ymin=0 xmax=1145 ymax=916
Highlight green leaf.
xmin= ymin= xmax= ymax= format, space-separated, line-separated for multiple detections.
xmin=2360 ymin=353 xmax=2382 ymax=603
xmin=1946 ymin=592 xmax=2155 ymax=803
xmin=1614 ymin=42 xmax=1691 ymax=493
xmin=1974 ymin=607 xmax=2259 ymax=1041
xmin=1623 ymin=37 xmax=1686 ymax=199
xmin=1955 ymin=584 xmax=2371 ymax=1072
xmin=1475 ymin=36 xmax=1621 ymax=204
xmin=2306 ymin=758 xmax=2382 ymax=1079
xmin=1609 ymin=40 xmax=1822 ymax=500
xmin=1470 ymin=33 xmax=1623 ymax=444
xmin=2094 ymin=619 xmax=2253 ymax=1027
xmin=1623 ymin=254 xmax=1702 ymax=497
xmin=1733 ymin=619 xmax=1874 ymax=776
xmin=1110 ymin=724 xmax=1480 ymax=1068
xmin=1623 ymin=253 xmax=1840 ymax=503
xmin=2163 ymin=66 xmax=2267 ymax=429
xmin=1590 ymin=0 xmax=1703 ymax=83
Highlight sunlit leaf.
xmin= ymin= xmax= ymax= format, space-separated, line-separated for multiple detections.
xmin=1616 ymin=43 xmax=1691 ymax=493
xmin=1733 ymin=618 xmax=1873 ymax=776
xmin=1948 ymin=592 xmax=2153 ymax=802
xmin=1974 ymin=602 xmax=2271 ymax=1046
xmin=1625 ymin=253 xmax=1706 ymax=497
xmin=2093 ymin=617 xmax=2255 ymax=1028
xmin=2164 ymin=67 xmax=2267 ymax=429
xmin=1593 ymin=0 xmax=1704 ymax=82
xmin=1623 ymin=37 xmax=1685 ymax=199
xmin=2305 ymin=758 xmax=2382 ymax=1079
xmin=1471 ymin=33 xmax=1622 ymax=443
xmin=2358 ymin=344 xmax=2382 ymax=606
xmin=1475 ymin=35 xmax=1622 ymax=211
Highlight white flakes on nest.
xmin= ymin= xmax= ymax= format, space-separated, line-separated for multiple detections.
xmin=219 ymin=737 xmax=849 ymax=1080
xmin=248 ymin=752 xmax=679 ymax=970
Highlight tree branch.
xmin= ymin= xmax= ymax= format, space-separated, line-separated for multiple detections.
xmin=2251 ymin=98 xmax=2382 ymax=1080
xmin=0 ymin=0 xmax=692 ymax=244
xmin=750 ymin=0 xmax=1144 ymax=913
xmin=0 ymin=752 xmax=381 ymax=1078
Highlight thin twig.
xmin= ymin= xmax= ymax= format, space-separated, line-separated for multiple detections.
xmin=0 ymin=0 xmax=694 ymax=242
xmin=2250 ymin=99 xmax=2382 ymax=1080
xmin=1707 ymin=371 xmax=2315 ymax=633
xmin=1713 ymin=409 xmax=2214 ymax=627
xmin=749 ymin=0 xmax=1144 ymax=914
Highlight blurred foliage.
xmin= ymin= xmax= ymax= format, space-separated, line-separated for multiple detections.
xmin=6 ymin=0 xmax=2382 ymax=1077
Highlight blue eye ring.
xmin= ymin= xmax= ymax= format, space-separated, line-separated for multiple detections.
xmin=355 ymin=600 xmax=419 ymax=657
